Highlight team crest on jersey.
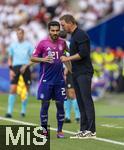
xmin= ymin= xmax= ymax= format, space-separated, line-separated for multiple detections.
xmin=58 ymin=45 xmax=63 ymax=51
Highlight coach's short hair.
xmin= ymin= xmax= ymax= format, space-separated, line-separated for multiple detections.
xmin=48 ymin=21 xmax=60 ymax=30
xmin=60 ymin=14 xmax=77 ymax=24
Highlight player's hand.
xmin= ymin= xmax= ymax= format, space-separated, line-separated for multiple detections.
xmin=42 ymin=56 xmax=54 ymax=63
xmin=60 ymin=56 xmax=69 ymax=62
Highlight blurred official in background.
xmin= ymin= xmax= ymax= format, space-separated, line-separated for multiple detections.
xmin=6 ymin=28 xmax=33 ymax=118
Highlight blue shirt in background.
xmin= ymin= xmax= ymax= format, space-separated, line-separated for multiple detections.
xmin=8 ymin=41 xmax=34 ymax=66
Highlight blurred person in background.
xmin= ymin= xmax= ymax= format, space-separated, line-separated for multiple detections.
xmin=6 ymin=27 xmax=34 ymax=118
xmin=1 ymin=0 xmax=122 ymax=52
xmin=64 ymin=70 xmax=80 ymax=123
xmin=0 ymin=44 xmax=8 ymax=66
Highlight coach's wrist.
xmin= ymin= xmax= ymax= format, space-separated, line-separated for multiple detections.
xmin=67 ymin=56 xmax=72 ymax=61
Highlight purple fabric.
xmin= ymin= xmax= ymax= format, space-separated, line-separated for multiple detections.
xmin=32 ymin=37 xmax=67 ymax=101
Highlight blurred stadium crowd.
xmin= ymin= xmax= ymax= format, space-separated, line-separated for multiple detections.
xmin=0 ymin=0 xmax=124 ymax=99
xmin=91 ymin=47 xmax=124 ymax=100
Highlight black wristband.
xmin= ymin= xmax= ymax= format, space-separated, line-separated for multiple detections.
xmin=9 ymin=65 xmax=13 ymax=70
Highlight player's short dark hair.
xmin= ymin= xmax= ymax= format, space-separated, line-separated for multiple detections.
xmin=60 ymin=14 xmax=77 ymax=24
xmin=48 ymin=21 xmax=60 ymax=30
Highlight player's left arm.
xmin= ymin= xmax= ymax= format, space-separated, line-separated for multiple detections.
xmin=62 ymin=41 xmax=72 ymax=73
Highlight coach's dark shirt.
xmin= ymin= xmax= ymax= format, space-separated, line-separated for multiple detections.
xmin=70 ymin=27 xmax=94 ymax=77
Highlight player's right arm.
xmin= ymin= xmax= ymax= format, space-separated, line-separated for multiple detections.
xmin=31 ymin=40 xmax=53 ymax=63
xmin=31 ymin=54 xmax=53 ymax=63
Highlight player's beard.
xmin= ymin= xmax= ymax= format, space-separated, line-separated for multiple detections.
xmin=51 ymin=35 xmax=58 ymax=41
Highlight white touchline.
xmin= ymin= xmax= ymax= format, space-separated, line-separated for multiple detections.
xmin=0 ymin=116 xmax=124 ymax=146
xmin=0 ymin=106 xmax=124 ymax=129
xmin=101 ymin=124 xmax=124 ymax=129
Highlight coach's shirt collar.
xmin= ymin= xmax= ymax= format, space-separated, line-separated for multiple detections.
xmin=72 ymin=27 xmax=78 ymax=36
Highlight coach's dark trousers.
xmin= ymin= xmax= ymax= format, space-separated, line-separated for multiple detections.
xmin=72 ymin=74 xmax=96 ymax=133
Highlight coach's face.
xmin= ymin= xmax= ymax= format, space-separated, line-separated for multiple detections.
xmin=49 ymin=26 xmax=60 ymax=41
xmin=60 ymin=20 xmax=71 ymax=33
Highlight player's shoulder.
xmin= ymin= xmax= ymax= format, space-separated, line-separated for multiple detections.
xmin=58 ymin=37 xmax=65 ymax=41
xmin=58 ymin=37 xmax=66 ymax=44
xmin=35 ymin=38 xmax=48 ymax=49
xmin=38 ymin=37 xmax=49 ymax=45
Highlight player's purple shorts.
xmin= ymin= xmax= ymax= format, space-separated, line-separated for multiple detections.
xmin=37 ymin=80 xmax=67 ymax=102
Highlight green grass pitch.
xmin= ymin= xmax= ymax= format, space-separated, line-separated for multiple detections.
xmin=0 ymin=93 xmax=124 ymax=150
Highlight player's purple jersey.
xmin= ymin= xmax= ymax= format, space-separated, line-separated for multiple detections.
xmin=32 ymin=37 xmax=67 ymax=84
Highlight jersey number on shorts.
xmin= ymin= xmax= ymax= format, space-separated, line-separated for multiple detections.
xmin=61 ymin=88 xmax=66 ymax=95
